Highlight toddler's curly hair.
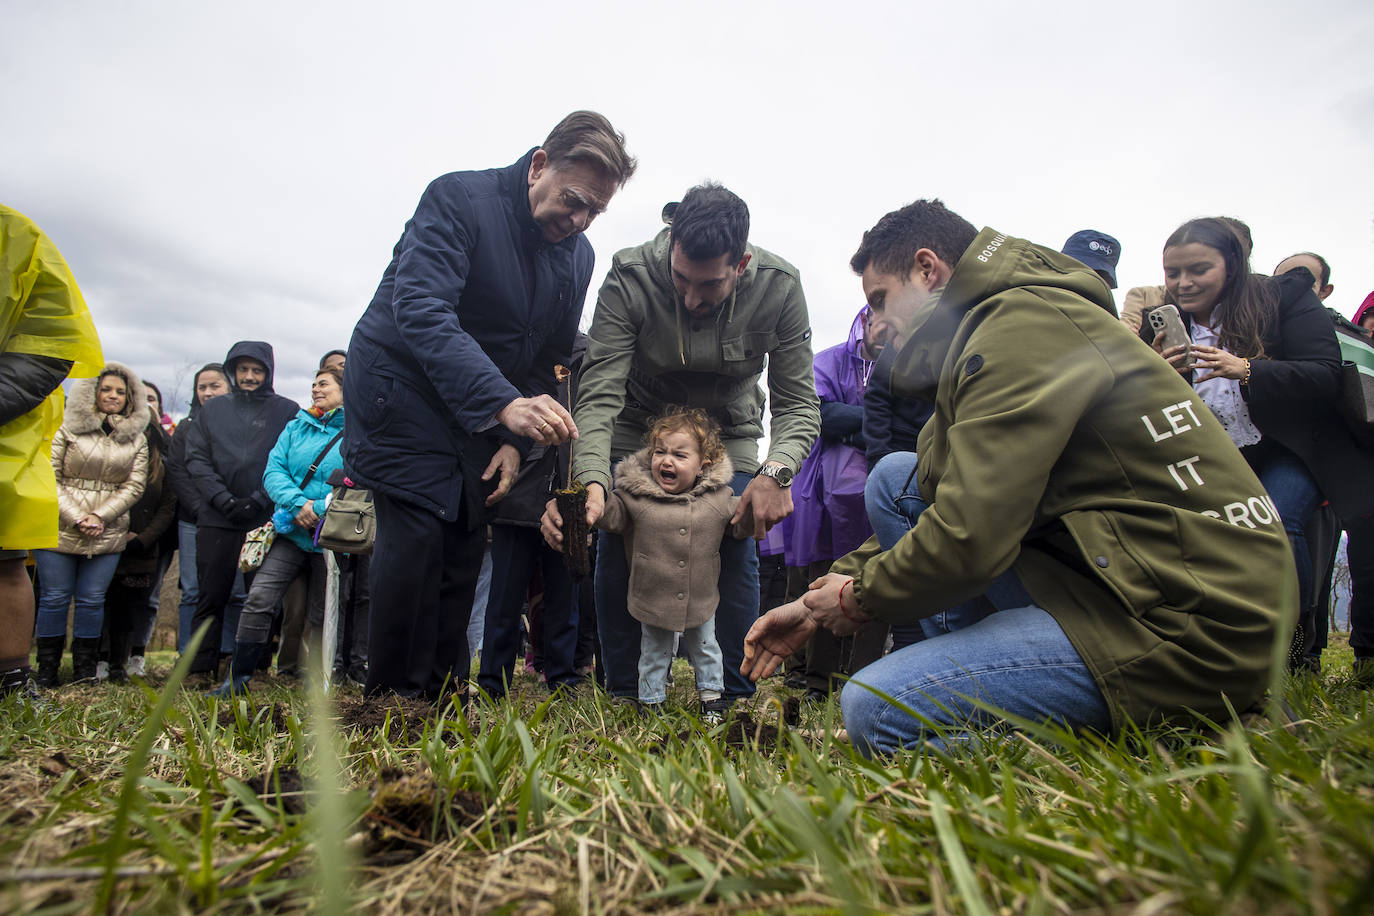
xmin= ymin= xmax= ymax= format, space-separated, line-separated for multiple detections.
xmin=644 ymin=407 xmax=727 ymax=466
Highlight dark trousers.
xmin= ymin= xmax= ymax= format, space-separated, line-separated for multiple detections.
xmin=477 ymin=525 xmax=579 ymax=697
xmin=333 ymin=553 xmax=371 ymax=677
xmin=365 ymin=490 xmax=483 ymax=700
xmin=1348 ymin=513 xmax=1374 ymax=659
xmin=573 ymin=538 xmax=600 ymax=681
xmin=189 ymin=526 xmax=250 ymax=673
xmin=1304 ymin=504 xmax=1341 ymax=662
xmin=103 ymin=577 xmax=157 ymax=672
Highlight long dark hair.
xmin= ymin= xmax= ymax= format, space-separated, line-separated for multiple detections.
xmin=1164 ymin=218 xmax=1276 ymax=359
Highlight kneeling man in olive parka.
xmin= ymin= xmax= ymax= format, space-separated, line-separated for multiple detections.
xmin=742 ymin=199 xmax=1297 ymax=756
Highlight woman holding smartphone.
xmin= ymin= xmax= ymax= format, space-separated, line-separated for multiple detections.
xmin=1145 ymin=217 xmax=1374 ymax=664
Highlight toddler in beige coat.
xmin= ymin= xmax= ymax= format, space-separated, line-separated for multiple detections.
xmin=596 ymin=409 xmax=744 ymax=717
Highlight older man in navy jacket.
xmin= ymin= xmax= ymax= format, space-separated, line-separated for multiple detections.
xmin=345 ymin=111 xmax=635 ymax=700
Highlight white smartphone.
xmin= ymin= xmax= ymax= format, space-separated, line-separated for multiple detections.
xmin=1147 ymin=304 xmax=1193 ymax=369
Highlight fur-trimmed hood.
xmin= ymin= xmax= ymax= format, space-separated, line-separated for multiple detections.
xmin=63 ymin=361 xmax=150 ymax=443
xmin=611 ymin=445 xmax=734 ymax=501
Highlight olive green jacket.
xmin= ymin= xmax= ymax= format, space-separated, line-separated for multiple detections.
xmin=571 ymin=228 xmax=820 ymax=492
xmin=831 ymin=229 xmax=1297 ymax=729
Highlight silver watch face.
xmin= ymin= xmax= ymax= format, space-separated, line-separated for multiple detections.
xmin=764 ymin=465 xmax=793 ymax=486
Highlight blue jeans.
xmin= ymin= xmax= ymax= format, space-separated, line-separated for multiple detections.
xmin=1249 ymin=449 xmax=1321 ymax=613
xmin=841 ymin=605 xmax=1111 ymax=757
xmin=34 ymin=550 xmax=122 ymax=640
xmin=638 ymin=619 xmax=723 ymax=704
xmin=177 ymin=520 xmax=245 ymax=653
xmin=467 ymin=546 xmax=492 ymax=662
xmin=864 ymin=452 xmax=995 ymax=641
xmin=596 ymin=469 xmax=759 ymax=700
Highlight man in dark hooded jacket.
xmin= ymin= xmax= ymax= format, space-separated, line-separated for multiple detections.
xmin=182 ymin=341 xmax=298 ymax=675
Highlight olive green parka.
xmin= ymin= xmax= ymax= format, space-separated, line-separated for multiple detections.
xmin=831 ymin=229 xmax=1297 ymax=729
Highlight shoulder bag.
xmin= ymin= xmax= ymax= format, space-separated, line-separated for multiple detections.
xmin=238 ymin=430 xmax=343 ymax=571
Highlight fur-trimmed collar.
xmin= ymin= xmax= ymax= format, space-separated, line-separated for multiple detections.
xmin=63 ymin=361 xmax=150 ymax=443
xmin=612 ymin=445 xmax=734 ymax=502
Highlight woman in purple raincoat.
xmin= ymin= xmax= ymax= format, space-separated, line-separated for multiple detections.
xmin=784 ymin=306 xmax=887 ymax=700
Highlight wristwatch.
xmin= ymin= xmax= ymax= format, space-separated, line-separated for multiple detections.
xmin=757 ymin=463 xmax=794 ymax=488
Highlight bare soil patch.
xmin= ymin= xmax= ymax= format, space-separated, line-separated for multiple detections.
xmin=243 ymin=765 xmax=306 ymax=815
xmin=333 ymin=694 xmax=438 ymax=743
xmin=362 ymin=768 xmax=490 ymax=864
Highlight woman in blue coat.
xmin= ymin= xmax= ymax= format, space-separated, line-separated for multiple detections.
xmin=210 ymin=367 xmax=345 ymax=695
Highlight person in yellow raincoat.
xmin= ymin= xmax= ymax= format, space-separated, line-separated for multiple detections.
xmin=1 ymin=205 xmax=103 ymax=697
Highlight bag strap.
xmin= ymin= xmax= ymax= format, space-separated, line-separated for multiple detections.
xmin=300 ymin=430 xmax=345 ymax=490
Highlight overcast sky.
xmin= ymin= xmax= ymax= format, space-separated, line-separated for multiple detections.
xmin=5 ymin=0 xmax=1372 ymax=418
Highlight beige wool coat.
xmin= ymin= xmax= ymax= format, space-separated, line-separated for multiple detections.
xmin=52 ymin=362 xmax=150 ymax=556
xmin=596 ymin=447 xmax=742 ymax=632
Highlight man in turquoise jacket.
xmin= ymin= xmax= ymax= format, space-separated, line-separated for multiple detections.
xmin=743 ymin=200 xmax=1295 ymax=754
xmin=543 ymin=184 xmax=820 ymax=704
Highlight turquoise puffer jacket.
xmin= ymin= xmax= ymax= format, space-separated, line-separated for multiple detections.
xmin=262 ymin=407 xmax=345 ymax=551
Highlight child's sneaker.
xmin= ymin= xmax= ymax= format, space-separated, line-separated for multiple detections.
xmin=699 ymin=697 xmax=732 ymax=724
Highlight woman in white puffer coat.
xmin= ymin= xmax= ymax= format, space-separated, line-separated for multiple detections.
xmin=33 ymin=362 xmax=149 ymax=687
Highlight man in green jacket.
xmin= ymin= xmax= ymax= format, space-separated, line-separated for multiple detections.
xmin=741 ymin=199 xmax=1297 ymax=755
xmin=542 ymin=183 xmax=820 ymax=703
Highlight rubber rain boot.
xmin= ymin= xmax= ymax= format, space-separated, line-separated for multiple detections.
xmin=207 ymin=641 xmax=267 ymax=698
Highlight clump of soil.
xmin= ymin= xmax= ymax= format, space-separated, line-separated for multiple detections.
xmin=554 ymin=481 xmax=590 ymax=580
xmin=334 ymin=694 xmax=436 ymax=743
xmin=244 ymin=766 xmax=306 ymax=815
xmin=216 ymin=700 xmax=293 ymax=733
xmin=664 ymin=708 xmax=785 ymax=754
xmin=362 ymin=768 xmax=489 ymax=863
xmin=721 ymin=711 xmax=783 ymax=752
xmin=782 ymin=695 xmax=801 ymax=728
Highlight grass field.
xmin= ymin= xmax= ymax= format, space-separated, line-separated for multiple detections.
xmin=1 ymin=637 xmax=1371 ymax=915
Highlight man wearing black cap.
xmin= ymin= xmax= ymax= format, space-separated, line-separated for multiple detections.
xmin=1061 ymin=230 xmax=1122 ymax=317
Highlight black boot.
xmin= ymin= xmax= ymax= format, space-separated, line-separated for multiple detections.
xmin=35 ymin=636 xmax=65 ymax=688
xmin=70 ymin=637 xmax=101 ymax=682
xmin=207 ymin=641 xmax=267 ymax=698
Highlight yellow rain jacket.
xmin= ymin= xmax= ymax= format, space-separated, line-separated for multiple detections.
xmin=1 ymin=205 xmax=103 ymax=549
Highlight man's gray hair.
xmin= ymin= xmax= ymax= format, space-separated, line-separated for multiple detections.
xmin=542 ymin=111 xmax=637 ymax=187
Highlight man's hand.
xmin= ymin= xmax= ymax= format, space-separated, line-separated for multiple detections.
xmin=803 ymin=573 xmax=864 ymax=636
xmin=498 ymin=395 xmax=578 ymax=446
xmin=295 ymin=503 xmax=320 ymax=529
xmin=730 ymin=467 xmax=794 ymax=540
xmin=482 ymin=443 xmax=522 ymax=507
xmin=740 ymin=599 xmax=818 ymax=682
xmin=539 ymin=483 xmax=605 ymax=549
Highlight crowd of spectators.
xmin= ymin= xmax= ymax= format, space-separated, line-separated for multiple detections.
xmin=5 ymin=111 xmax=1372 ymax=758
